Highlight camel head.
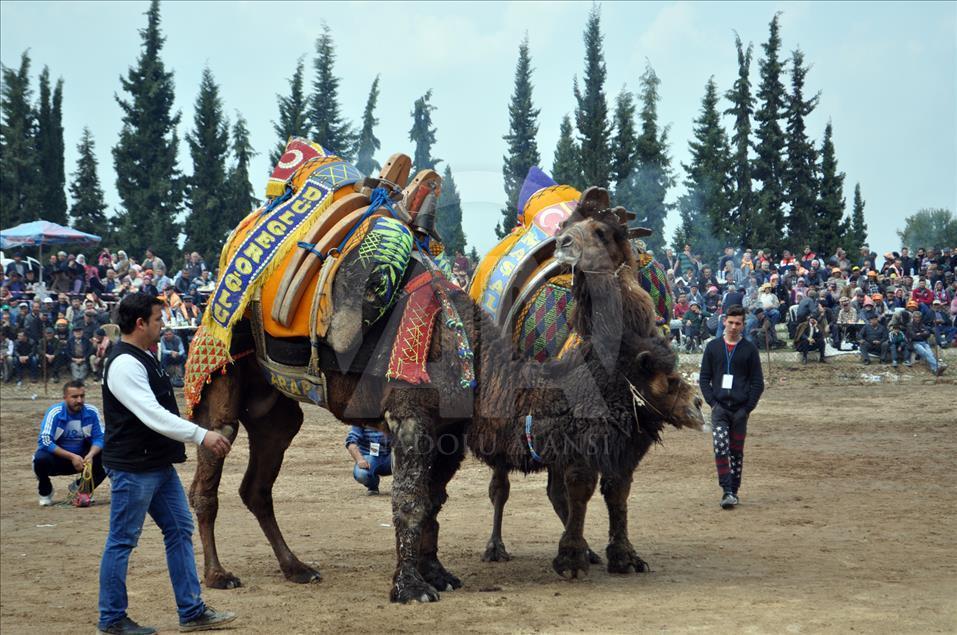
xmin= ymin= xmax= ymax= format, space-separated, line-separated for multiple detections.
xmin=628 ymin=337 xmax=706 ymax=431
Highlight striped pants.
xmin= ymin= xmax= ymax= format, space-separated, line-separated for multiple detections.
xmin=711 ymin=404 xmax=748 ymax=495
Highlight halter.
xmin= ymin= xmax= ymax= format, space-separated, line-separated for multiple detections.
xmin=572 ymin=262 xmax=632 ymax=277
xmin=625 ymin=376 xmax=681 ymax=424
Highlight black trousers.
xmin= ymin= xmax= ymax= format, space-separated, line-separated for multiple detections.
xmin=711 ymin=404 xmax=748 ymax=495
xmin=33 ymin=448 xmax=106 ymax=496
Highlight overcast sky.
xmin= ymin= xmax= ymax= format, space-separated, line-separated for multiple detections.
xmin=1 ymin=1 xmax=954 ymax=260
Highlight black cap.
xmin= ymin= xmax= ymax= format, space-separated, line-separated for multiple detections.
xmin=95 ymin=328 xmax=106 ymax=337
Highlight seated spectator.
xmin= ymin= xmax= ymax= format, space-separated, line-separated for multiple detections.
xmin=835 ymin=297 xmax=861 ymax=350
xmin=174 ymin=267 xmax=192 ymax=296
xmin=795 ymin=315 xmax=827 ymax=364
xmin=671 ymin=294 xmax=691 ymax=342
xmin=908 ymin=312 xmax=946 ymax=376
xmin=5 ymin=271 xmax=26 ymax=298
xmin=41 ymin=326 xmax=69 ymax=382
xmin=748 ymin=307 xmax=779 ymax=349
xmin=911 ymin=278 xmax=934 ymax=307
xmin=67 ymin=325 xmax=92 ymax=381
xmin=12 ymin=329 xmax=39 ymax=383
xmin=139 ymin=272 xmax=159 ymax=298
xmin=345 ymin=425 xmax=392 ymax=495
xmin=179 ymin=295 xmax=202 ymax=326
xmin=33 ymin=380 xmax=107 ymax=506
xmin=888 ymin=307 xmax=913 ymax=369
xmin=931 ymin=299 xmax=956 ymax=348
xmin=187 ymin=251 xmax=208 ymax=280
xmin=158 ymin=328 xmax=186 ymax=386
xmin=682 ymin=301 xmax=710 ymax=352
xmin=756 ymin=283 xmax=781 ymax=325
xmin=89 ymin=328 xmax=112 ymax=383
xmin=81 ymin=309 xmax=100 ymax=339
xmin=154 ymin=267 xmax=173 ymax=293
xmin=858 ymin=315 xmax=888 ymax=365
xmin=0 ymin=331 xmax=13 ymax=382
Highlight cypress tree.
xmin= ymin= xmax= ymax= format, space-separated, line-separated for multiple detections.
xmin=226 ymin=113 xmax=259 ymax=228
xmin=498 ymin=36 xmax=541 ymax=238
xmin=354 ymin=75 xmax=381 ymax=176
xmin=674 ymin=77 xmax=732 ymax=263
xmin=183 ymin=67 xmax=230 ymax=260
xmin=724 ymin=34 xmax=755 ymax=250
xmin=626 ymin=64 xmax=673 ymax=254
xmin=436 ymin=165 xmax=467 ymax=256
xmin=68 ymin=127 xmax=108 ymax=235
xmin=784 ymin=48 xmax=820 ymax=247
xmin=35 ymin=67 xmax=68 ymax=224
xmin=846 ymin=182 xmax=867 ymax=251
xmin=0 ymin=51 xmax=39 ymax=226
xmin=573 ymin=5 xmax=611 ymax=188
xmin=752 ymin=13 xmax=788 ymax=253
xmin=611 ymin=88 xmax=637 ymax=187
xmin=271 ymin=56 xmax=310 ymax=166
xmin=409 ymin=90 xmax=440 ymax=173
xmin=814 ymin=121 xmax=846 ymax=257
xmin=308 ymin=25 xmax=356 ymax=160
xmin=112 ymin=0 xmax=184 ymax=259
xmin=552 ymin=114 xmax=583 ymax=189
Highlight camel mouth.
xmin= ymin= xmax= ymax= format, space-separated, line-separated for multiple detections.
xmin=554 ymin=243 xmax=581 ymax=265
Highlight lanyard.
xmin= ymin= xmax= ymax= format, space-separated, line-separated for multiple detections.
xmin=725 ymin=341 xmax=737 ymax=375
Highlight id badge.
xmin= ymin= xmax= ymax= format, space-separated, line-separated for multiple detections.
xmin=721 ymin=374 xmax=734 ymax=390
xmin=369 ymin=442 xmax=380 ymax=457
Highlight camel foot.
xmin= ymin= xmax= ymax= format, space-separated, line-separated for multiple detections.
xmin=482 ymin=539 xmax=512 ymax=562
xmin=605 ymin=542 xmax=649 ymax=574
xmin=552 ymin=544 xmax=590 ymax=579
xmin=420 ymin=558 xmax=462 ymax=592
xmin=205 ymin=569 xmax=242 ymax=590
xmin=282 ymin=562 xmax=322 ymax=584
xmin=587 ymin=547 xmax=603 ymax=565
xmin=391 ymin=566 xmax=440 ymax=603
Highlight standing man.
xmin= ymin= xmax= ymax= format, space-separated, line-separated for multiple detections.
xmin=98 ymin=293 xmax=236 ymax=635
xmin=698 ymin=305 xmax=765 ymax=509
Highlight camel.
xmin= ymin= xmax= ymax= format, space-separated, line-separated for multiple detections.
xmin=187 ymin=173 xmax=702 ymax=602
xmin=470 ymin=188 xmax=704 ymax=576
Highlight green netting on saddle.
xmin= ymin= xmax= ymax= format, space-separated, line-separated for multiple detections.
xmin=514 ymin=277 xmax=577 ymax=362
xmin=356 ymin=216 xmax=413 ymax=326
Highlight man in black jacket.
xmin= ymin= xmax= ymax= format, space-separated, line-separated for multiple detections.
xmin=858 ymin=315 xmax=889 ymax=364
xmin=698 ymin=305 xmax=765 ymax=509
xmin=97 ymin=293 xmax=236 ymax=635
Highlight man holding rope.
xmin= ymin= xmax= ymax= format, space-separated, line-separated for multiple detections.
xmin=97 ymin=293 xmax=236 ymax=634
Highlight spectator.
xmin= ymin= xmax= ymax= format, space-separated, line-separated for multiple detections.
xmin=154 ymin=267 xmax=173 ymax=293
xmin=835 ymin=297 xmax=860 ymax=350
xmin=698 ymin=266 xmax=719 ymax=291
xmin=0 ymin=331 xmax=13 ymax=382
xmin=858 ymin=315 xmax=888 ymax=365
xmin=888 ymin=306 xmax=913 ymax=368
xmin=112 ymin=250 xmax=130 ymax=277
xmin=908 ymin=312 xmax=946 ymax=376
xmin=174 ymin=268 xmax=192 ymax=296
xmin=68 ymin=325 xmax=92 ymax=381
xmin=142 ymin=248 xmax=166 ymax=277
xmin=41 ymin=326 xmax=68 ymax=381
xmin=89 ymin=328 xmax=112 ymax=383
xmin=12 ymin=330 xmax=39 ymax=383
xmin=911 ymin=278 xmax=933 ymax=307
xmin=33 ymin=379 xmax=107 ymax=506
xmin=748 ymin=307 xmax=779 ymax=350
xmin=345 ymin=425 xmax=392 ymax=495
xmin=65 ymin=296 xmax=84 ymax=327
xmin=5 ymin=252 xmax=30 ymax=277
xmin=187 ymin=251 xmax=207 ymax=280
xmin=81 ymin=309 xmax=100 ymax=340
xmin=23 ymin=301 xmax=44 ymax=343
xmin=682 ymin=301 xmax=710 ymax=352
xmin=159 ymin=328 xmax=186 ymax=386
xmin=795 ymin=315 xmax=827 ymax=364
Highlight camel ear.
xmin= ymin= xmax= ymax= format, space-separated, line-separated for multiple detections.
xmin=635 ymin=350 xmax=652 ymax=370
xmin=577 ymin=187 xmax=610 ymax=218
xmin=610 ymin=206 xmax=636 ymax=227
xmin=628 ymin=226 xmax=653 ymax=239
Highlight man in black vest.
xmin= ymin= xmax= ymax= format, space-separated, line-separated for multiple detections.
xmin=98 ymin=293 xmax=236 ymax=635
xmin=698 ymin=305 xmax=765 ymax=509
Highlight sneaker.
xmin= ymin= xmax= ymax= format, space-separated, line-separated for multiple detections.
xmin=367 ymin=488 xmax=380 ymax=496
xmin=904 ymin=361 xmax=913 ymax=368
xmin=38 ymin=494 xmax=53 ymax=507
xmin=97 ymin=616 xmax=157 ymax=635
xmin=179 ymin=607 xmax=237 ymax=632
xmin=720 ymin=493 xmax=738 ymax=509
xmin=892 ymin=361 xmax=898 ymax=368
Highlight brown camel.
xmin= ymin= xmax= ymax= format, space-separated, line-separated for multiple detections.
xmin=187 ymin=186 xmax=700 ymax=602
xmin=471 ymin=188 xmax=704 ymax=575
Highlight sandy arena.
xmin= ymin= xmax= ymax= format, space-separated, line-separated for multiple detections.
xmin=1 ymin=361 xmax=955 ymax=633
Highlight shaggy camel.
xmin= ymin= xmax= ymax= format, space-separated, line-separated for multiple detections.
xmin=187 ymin=187 xmax=702 ymax=602
xmin=471 ymin=188 xmax=704 ymax=576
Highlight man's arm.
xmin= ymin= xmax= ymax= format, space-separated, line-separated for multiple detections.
xmin=698 ymin=343 xmax=716 ymax=407
xmin=745 ymin=344 xmax=765 ymax=412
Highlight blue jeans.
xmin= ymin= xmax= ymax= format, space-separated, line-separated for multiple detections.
xmin=352 ymin=453 xmax=392 ymax=491
xmin=98 ymin=466 xmax=205 ymax=629
xmin=912 ymin=341 xmax=939 ymax=373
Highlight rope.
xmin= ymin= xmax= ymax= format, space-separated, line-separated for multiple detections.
xmin=525 ymin=414 xmax=544 ymax=463
xmin=297 ymin=187 xmax=402 ymax=264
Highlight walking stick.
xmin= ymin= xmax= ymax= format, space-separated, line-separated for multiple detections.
xmin=764 ymin=324 xmax=772 ymax=384
xmin=42 ymin=343 xmax=48 ymax=397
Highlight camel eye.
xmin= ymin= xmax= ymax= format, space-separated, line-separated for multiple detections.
xmin=595 ymin=227 xmax=607 ymax=243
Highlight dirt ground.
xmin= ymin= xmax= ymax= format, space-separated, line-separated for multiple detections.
xmin=1 ymin=361 xmax=955 ymax=634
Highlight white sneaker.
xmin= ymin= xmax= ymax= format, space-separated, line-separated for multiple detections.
xmin=38 ymin=494 xmax=53 ymax=507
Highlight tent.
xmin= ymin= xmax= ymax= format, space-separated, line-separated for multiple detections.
xmin=1 ymin=220 xmax=102 ymax=282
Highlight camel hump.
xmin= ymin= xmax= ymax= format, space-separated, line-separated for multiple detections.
xmin=577 ymin=186 xmax=610 ymax=217
xmin=378 ymin=153 xmax=412 ymax=188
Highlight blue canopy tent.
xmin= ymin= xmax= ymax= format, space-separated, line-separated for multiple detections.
xmin=0 ymin=220 xmax=102 ymax=283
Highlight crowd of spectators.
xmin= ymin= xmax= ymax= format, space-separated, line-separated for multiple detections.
xmin=661 ymin=243 xmax=956 ymax=375
xmin=1 ymin=248 xmax=213 ymax=385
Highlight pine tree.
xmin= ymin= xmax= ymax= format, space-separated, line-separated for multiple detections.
xmin=271 ymin=57 xmax=310 ymax=166
xmin=611 ymin=88 xmax=637 ymax=187
xmin=814 ymin=121 xmax=846 ymax=257
xmin=112 ymin=0 xmax=184 ymax=259
xmin=674 ymin=78 xmax=732 ymax=263
xmin=183 ymin=67 xmax=230 ymax=261
xmin=622 ymin=64 xmax=673 ymax=254
xmin=573 ymin=5 xmax=611 ymax=188
xmin=498 ymin=36 xmax=541 ymax=238
xmin=752 ymin=13 xmax=788 ymax=254
xmin=552 ymin=114 xmax=583 ymax=189
xmin=308 ymin=25 xmax=356 ymax=159
xmin=354 ymin=76 xmax=381 ymax=176
xmin=409 ymin=90 xmax=440 ymax=173
xmin=436 ymin=165 xmax=467 ymax=256
xmin=0 ymin=51 xmax=39 ymax=226
xmin=724 ymin=34 xmax=756 ymax=250
xmin=68 ymin=127 xmax=108 ymax=236
xmin=784 ymin=48 xmax=820 ymax=247
xmin=34 ymin=67 xmax=68 ymax=224
xmin=226 ymin=113 xmax=259 ymax=229
xmin=846 ymin=183 xmax=867 ymax=251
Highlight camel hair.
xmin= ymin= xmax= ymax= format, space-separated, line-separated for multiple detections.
xmin=186 ymin=186 xmax=701 ymax=603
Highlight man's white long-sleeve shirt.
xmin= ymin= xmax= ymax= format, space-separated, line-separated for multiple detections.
xmin=106 ymin=353 xmax=207 ymax=445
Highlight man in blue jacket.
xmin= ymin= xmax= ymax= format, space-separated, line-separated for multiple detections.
xmin=33 ymin=380 xmax=107 ymax=506
xmin=698 ymin=305 xmax=765 ymax=509
xmin=345 ymin=426 xmax=392 ymax=495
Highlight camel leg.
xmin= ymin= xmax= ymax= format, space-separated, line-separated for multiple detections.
xmin=188 ymin=372 xmax=243 ymax=589
xmin=418 ymin=424 xmax=465 ymax=591
xmin=482 ymin=463 xmax=512 ymax=562
xmin=239 ymin=393 xmax=320 ymax=584
xmin=548 ymin=467 xmax=602 ymax=565
xmin=601 ymin=473 xmax=649 ymax=574
xmin=389 ymin=414 xmax=440 ymax=603
xmin=551 ymin=465 xmax=597 ymax=579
